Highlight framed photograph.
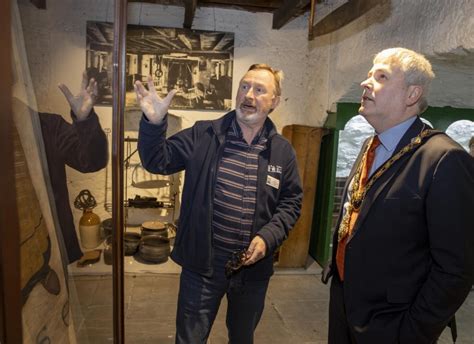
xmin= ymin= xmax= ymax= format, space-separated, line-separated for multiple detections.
xmin=86 ymin=21 xmax=235 ymax=111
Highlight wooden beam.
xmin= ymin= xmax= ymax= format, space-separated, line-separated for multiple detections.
xmin=178 ymin=34 xmax=193 ymax=49
xmin=308 ymin=0 xmax=316 ymax=40
xmin=307 ymin=0 xmax=330 ymax=40
xmin=272 ymin=0 xmax=310 ymax=30
xmin=30 ymin=0 xmax=46 ymax=9
xmin=183 ymin=0 xmax=197 ymax=29
xmin=213 ymin=33 xmax=233 ymax=51
xmin=127 ymin=0 xmax=318 ymax=15
xmin=129 ymin=0 xmax=181 ymax=4
xmin=200 ymin=0 xmax=280 ymax=9
xmin=311 ymin=0 xmax=383 ymax=37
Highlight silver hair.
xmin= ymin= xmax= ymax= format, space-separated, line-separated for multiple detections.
xmin=374 ymin=47 xmax=435 ymax=113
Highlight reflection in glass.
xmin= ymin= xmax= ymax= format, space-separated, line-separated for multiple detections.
xmin=14 ymin=0 xmax=114 ymax=342
xmin=12 ymin=5 xmax=70 ymax=343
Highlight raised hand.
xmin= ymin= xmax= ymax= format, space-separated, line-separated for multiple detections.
xmin=134 ymin=75 xmax=177 ymax=124
xmin=58 ymin=70 xmax=98 ymax=121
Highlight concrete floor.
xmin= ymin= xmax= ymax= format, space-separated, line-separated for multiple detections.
xmin=70 ymin=274 xmax=473 ymax=343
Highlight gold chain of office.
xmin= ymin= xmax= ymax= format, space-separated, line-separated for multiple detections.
xmin=338 ymin=128 xmax=434 ymax=242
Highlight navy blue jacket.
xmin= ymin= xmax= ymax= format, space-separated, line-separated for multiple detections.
xmin=40 ymin=111 xmax=108 ymax=263
xmin=138 ymin=111 xmax=303 ymax=280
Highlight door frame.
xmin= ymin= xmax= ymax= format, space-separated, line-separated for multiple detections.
xmin=0 ymin=0 xmax=23 ymax=342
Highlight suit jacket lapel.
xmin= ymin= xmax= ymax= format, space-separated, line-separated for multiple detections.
xmin=347 ymin=117 xmax=425 ymax=242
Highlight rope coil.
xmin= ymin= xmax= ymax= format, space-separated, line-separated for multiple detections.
xmin=74 ymin=189 xmax=97 ymax=210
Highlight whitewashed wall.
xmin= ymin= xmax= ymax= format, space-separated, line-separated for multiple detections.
xmin=311 ymin=0 xmax=474 ymax=176
xmin=319 ymin=0 xmax=474 ymax=109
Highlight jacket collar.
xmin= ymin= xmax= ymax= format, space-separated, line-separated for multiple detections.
xmin=393 ymin=116 xmax=427 ymax=153
xmin=345 ymin=116 xmax=425 ymax=186
xmin=211 ymin=110 xmax=278 ymax=144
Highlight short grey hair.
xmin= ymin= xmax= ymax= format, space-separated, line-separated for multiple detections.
xmin=374 ymin=47 xmax=435 ymax=113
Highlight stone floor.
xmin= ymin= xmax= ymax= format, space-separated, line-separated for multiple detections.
xmin=70 ymin=273 xmax=473 ymax=343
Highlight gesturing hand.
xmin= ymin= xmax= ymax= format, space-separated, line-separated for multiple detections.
xmin=58 ymin=70 xmax=97 ymax=121
xmin=243 ymin=236 xmax=267 ymax=266
xmin=134 ymin=75 xmax=177 ymax=124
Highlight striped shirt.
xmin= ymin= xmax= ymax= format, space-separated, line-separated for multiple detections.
xmin=212 ymin=119 xmax=268 ymax=253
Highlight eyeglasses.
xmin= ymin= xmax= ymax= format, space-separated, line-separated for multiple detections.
xmin=225 ymin=249 xmax=247 ymax=278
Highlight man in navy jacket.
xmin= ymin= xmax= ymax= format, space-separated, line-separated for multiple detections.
xmin=136 ymin=64 xmax=302 ymax=343
xmin=40 ymin=72 xmax=108 ymax=264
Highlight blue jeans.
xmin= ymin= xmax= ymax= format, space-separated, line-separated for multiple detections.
xmin=175 ymin=250 xmax=270 ymax=344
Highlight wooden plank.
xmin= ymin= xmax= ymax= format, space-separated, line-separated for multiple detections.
xmin=278 ymin=126 xmax=325 ymax=268
xmin=183 ymin=0 xmax=197 ymax=29
xmin=273 ymin=0 xmax=310 ymax=29
xmin=308 ymin=0 xmax=316 ymax=40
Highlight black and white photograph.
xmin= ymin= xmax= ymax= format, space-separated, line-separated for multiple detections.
xmin=86 ymin=21 xmax=234 ymax=111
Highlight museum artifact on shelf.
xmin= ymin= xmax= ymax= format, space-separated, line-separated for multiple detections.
xmin=74 ymin=189 xmax=102 ymax=249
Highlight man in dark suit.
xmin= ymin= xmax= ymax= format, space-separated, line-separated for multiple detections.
xmin=325 ymin=47 xmax=474 ymax=343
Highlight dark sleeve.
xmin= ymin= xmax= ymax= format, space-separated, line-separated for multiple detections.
xmin=257 ymin=145 xmax=303 ymax=253
xmin=54 ymin=110 xmax=108 ymax=172
xmin=399 ymin=149 xmax=474 ymax=342
xmin=138 ymin=114 xmax=195 ymax=175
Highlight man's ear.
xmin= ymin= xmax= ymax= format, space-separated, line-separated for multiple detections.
xmin=406 ymin=85 xmax=423 ymax=107
xmin=271 ymin=95 xmax=281 ymax=110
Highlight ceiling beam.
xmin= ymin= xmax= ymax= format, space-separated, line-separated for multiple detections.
xmin=311 ymin=0 xmax=383 ymax=37
xmin=213 ymin=33 xmax=233 ymax=51
xmin=151 ymin=27 xmax=174 ymax=39
xmin=128 ymin=0 xmax=182 ymax=4
xmin=178 ymin=34 xmax=193 ymax=49
xmin=183 ymin=0 xmax=197 ymax=29
xmin=200 ymin=0 xmax=280 ymax=9
xmin=129 ymin=0 xmax=281 ymax=13
xmin=127 ymin=37 xmax=163 ymax=50
xmin=272 ymin=0 xmax=310 ymax=30
xmin=30 ymin=0 xmax=46 ymax=9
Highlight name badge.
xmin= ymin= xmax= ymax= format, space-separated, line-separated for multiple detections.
xmin=266 ymin=175 xmax=280 ymax=189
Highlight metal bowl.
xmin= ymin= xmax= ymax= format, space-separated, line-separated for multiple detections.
xmin=137 ymin=235 xmax=170 ymax=264
xmin=101 ymin=218 xmax=113 ymax=238
xmin=124 ymin=232 xmax=141 ymax=256
xmin=141 ymin=220 xmax=167 ymax=237
xmin=103 ymin=235 xmax=113 ymax=265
